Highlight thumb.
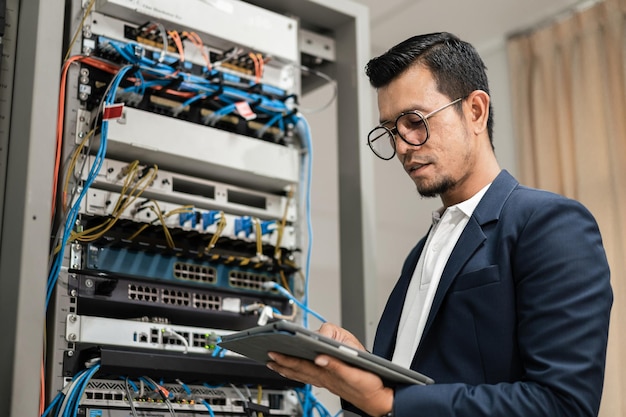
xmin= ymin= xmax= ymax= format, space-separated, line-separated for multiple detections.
xmin=314 ymin=354 xmax=332 ymax=368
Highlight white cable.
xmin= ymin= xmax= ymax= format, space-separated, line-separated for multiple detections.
xmin=298 ymin=65 xmax=338 ymax=114
xmin=124 ymin=377 xmax=140 ymax=417
xmin=156 ymin=22 xmax=168 ymax=63
xmin=163 ymin=327 xmax=189 ymax=354
xmin=229 ymin=383 xmax=247 ymax=402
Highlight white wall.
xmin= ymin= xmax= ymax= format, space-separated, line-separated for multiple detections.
xmin=305 ymin=83 xmax=342 ymax=328
xmin=302 ymin=83 xmax=344 ymax=414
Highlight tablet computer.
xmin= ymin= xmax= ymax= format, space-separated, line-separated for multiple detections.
xmin=218 ymin=320 xmax=434 ymax=386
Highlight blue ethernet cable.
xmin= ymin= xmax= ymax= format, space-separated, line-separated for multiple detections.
xmin=201 ymin=399 xmax=217 ymax=417
xmin=256 ymin=112 xmax=284 ymax=138
xmin=53 ymin=363 xmax=100 ymax=417
xmin=41 ymin=392 xmax=64 ymax=417
xmin=56 ymin=367 xmax=89 ymax=417
xmin=293 ymin=113 xmax=315 ymax=329
xmin=295 ymin=385 xmax=338 ymax=417
xmin=176 ymin=378 xmax=192 ymax=395
xmin=66 ymin=364 xmax=100 ymax=417
xmin=263 ymin=281 xmax=326 ymax=324
xmin=120 ymin=376 xmax=139 ymax=393
xmin=46 ymin=65 xmax=134 ymax=309
xmin=291 ymin=112 xmax=318 ymax=417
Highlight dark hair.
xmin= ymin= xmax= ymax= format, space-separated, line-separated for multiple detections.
xmin=365 ymin=32 xmax=494 ymax=147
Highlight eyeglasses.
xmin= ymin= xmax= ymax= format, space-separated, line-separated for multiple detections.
xmin=367 ymin=97 xmax=464 ymax=160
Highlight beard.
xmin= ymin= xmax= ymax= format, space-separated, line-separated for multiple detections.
xmin=416 ymin=176 xmax=457 ymax=198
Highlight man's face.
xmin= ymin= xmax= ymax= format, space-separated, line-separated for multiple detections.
xmin=377 ymin=64 xmax=476 ymax=203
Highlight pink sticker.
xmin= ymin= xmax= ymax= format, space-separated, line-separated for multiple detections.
xmin=235 ymin=101 xmax=257 ymax=120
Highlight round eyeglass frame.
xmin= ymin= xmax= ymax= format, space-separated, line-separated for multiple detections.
xmin=367 ymin=97 xmax=464 ymax=160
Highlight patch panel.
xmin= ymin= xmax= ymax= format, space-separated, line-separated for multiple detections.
xmin=79 ymin=378 xmax=300 ymax=415
xmin=77 ymin=154 xmax=297 ymax=221
xmin=93 ymin=0 xmax=299 ymax=64
xmin=84 ymin=245 xmax=295 ymax=294
xmin=79 ymin=10 xmax=298 ymax=148
xmin=78 ymin=187 xmax=297 ymax=250
xmin=78 ymin=63 xmax=295 ymax=146
xmin=86 ymin=11 xmax=297 ymax=90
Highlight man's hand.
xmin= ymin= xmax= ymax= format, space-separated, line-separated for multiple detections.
xmin=266 ymin=323 xmax=393 ymax=417
xmin=316 ymin=322 xmax=365 ymax=349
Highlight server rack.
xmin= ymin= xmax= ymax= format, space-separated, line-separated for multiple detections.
xmin=0 ymin=1 xmax=375 ymax=416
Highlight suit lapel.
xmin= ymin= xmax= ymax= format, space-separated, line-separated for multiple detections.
xmin=373 ymin=238 xmax=427 ymax=359
xmin=418 ymin=218 xmax=485 ymax=343
xmin=413 ymin=170 xmax=519 ymax=360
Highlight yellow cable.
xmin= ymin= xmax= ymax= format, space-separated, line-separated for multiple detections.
xmin=62 ymin=129 xmax=94 ymax=211
xmin=71 ymin=164 xmax=158 ymax=242
xmin=257 ymin=385 xmax=264 ymax=417
xmin=279 ymin=270 xmax=291 ymax=292
xmin=64 ymin=0 xmax=96 ymax=61
xmin=109 ymin=161 xmax=140 ymax=215
xmin=148 ymin=201 xmax=175 ymax=248
xmin=254 ymin=217 xmax=263 ymax=257
xmin=274 ymin=185 xmax=294 ymax=257
xmin=163 ymin=205 xmax=195 ymax=218
xmin=70 ymin=162 xmax=141 ymax=241
xmin=205 ymin=212 xmax=226 ymax=253
xmin=127 ymin=204 xmax=195 ymax=242
xmin=127 ymin=223 xmax=150 ymax=241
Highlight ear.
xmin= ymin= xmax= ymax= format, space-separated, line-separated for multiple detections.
xmin=465 ymin=90 xmax=490 ymax=135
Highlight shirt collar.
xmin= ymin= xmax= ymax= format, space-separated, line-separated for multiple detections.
xmin=432 ymin=182 xmax=492 ymax=223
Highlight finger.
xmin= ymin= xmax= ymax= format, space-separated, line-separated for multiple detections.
xmin=266 ymin=357 xmax=324 ymax=386
xmin=267 ymin=352 xmax=308 ymax=369
xmin=267 ymin=352 xmax=318 ymax=376
xmin=266 ymin=361 xmax=299 ymax=381
xmin=317 ymin=324 xmax=365 ymax=350
xmin=313 ymin=354 xmax=331 ymax=367
xmin=317 ymin=322 xmax=340 ymax=338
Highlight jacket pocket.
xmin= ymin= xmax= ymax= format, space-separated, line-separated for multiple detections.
xmin=449 ymin=265 xmax=499 ymax=292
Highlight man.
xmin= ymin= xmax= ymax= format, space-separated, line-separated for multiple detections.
xmin=267 ymin=32 xmax=612 ymax=417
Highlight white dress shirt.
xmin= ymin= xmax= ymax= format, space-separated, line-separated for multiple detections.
xmin=392 ymin=184 xmax=491 ymax=367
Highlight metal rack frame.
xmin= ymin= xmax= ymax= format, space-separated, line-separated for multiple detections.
xmin=0 ymin=1 xmax=376 ymax=415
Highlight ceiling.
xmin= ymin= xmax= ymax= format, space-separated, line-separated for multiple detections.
xmin=350 ymin=0 xmax=588 ymax=54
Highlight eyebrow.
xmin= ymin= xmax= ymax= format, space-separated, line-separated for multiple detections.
xmin=378 ymin=105 xmax=426 ymax=125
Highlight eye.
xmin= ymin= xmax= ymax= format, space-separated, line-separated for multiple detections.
xmin=401 ymin=112 xmax=426 ymax=130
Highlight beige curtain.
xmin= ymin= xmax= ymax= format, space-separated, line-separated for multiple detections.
xmin=507 ymin=0 xmax=626 ymax=416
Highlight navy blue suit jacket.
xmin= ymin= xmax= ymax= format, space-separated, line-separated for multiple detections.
xmin=366 ymin=171 xmax=612 ymax=417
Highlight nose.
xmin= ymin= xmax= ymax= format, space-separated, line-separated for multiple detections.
xmin=394 ymin=134 xmax=414 ymax=159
